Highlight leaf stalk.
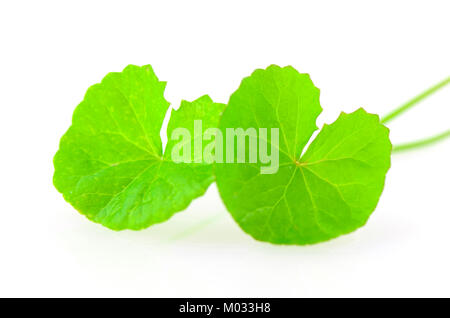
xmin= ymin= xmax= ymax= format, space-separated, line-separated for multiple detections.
xmin=383 ymin=76 xmax=450 ymax=152
xmin=382 ymin=76 xmax=450 ymax=124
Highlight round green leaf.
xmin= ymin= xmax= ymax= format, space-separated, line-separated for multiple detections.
xmin=54 ymin=65 xmax=224 ymax=230
xmin=216 ymin=65 xmax=392 ymax=245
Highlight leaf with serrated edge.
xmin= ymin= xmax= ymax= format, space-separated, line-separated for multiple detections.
xmin=54 ymin=65 xmax=225 ymax=230
xmin=215 ymin=65 xmax=392 ymax=244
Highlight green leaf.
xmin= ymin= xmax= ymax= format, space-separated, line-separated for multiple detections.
xmin=54 ymin=65 xmax=225 ymax=230
xmin=215 ymin=65 xmax=392 ymax=245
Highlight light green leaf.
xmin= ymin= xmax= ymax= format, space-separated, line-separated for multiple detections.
xmin=215 ymin=65 xmax=392 ymax=245
xmin=54 ymin=65 xmax=225 ymax=230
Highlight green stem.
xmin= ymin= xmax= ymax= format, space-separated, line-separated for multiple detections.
xmin=381 ymin=76 xmax=450 ymax=152
xmin=381 ymin=77 xmax=450 ymax=124
xmin=168 ymin=213 xmax=223 ymax=241
xmin=393 ymin=130 xmax=450 ymax=153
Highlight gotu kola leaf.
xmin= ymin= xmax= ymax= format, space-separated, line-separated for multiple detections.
xmin=54 ymin=65 xmax=225 ymax=230
xmin=215 ymin=65 xmax=392 ymax=245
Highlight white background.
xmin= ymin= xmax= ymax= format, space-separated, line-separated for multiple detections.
xmin=1 ymin=0 xmax=449 ymax=297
